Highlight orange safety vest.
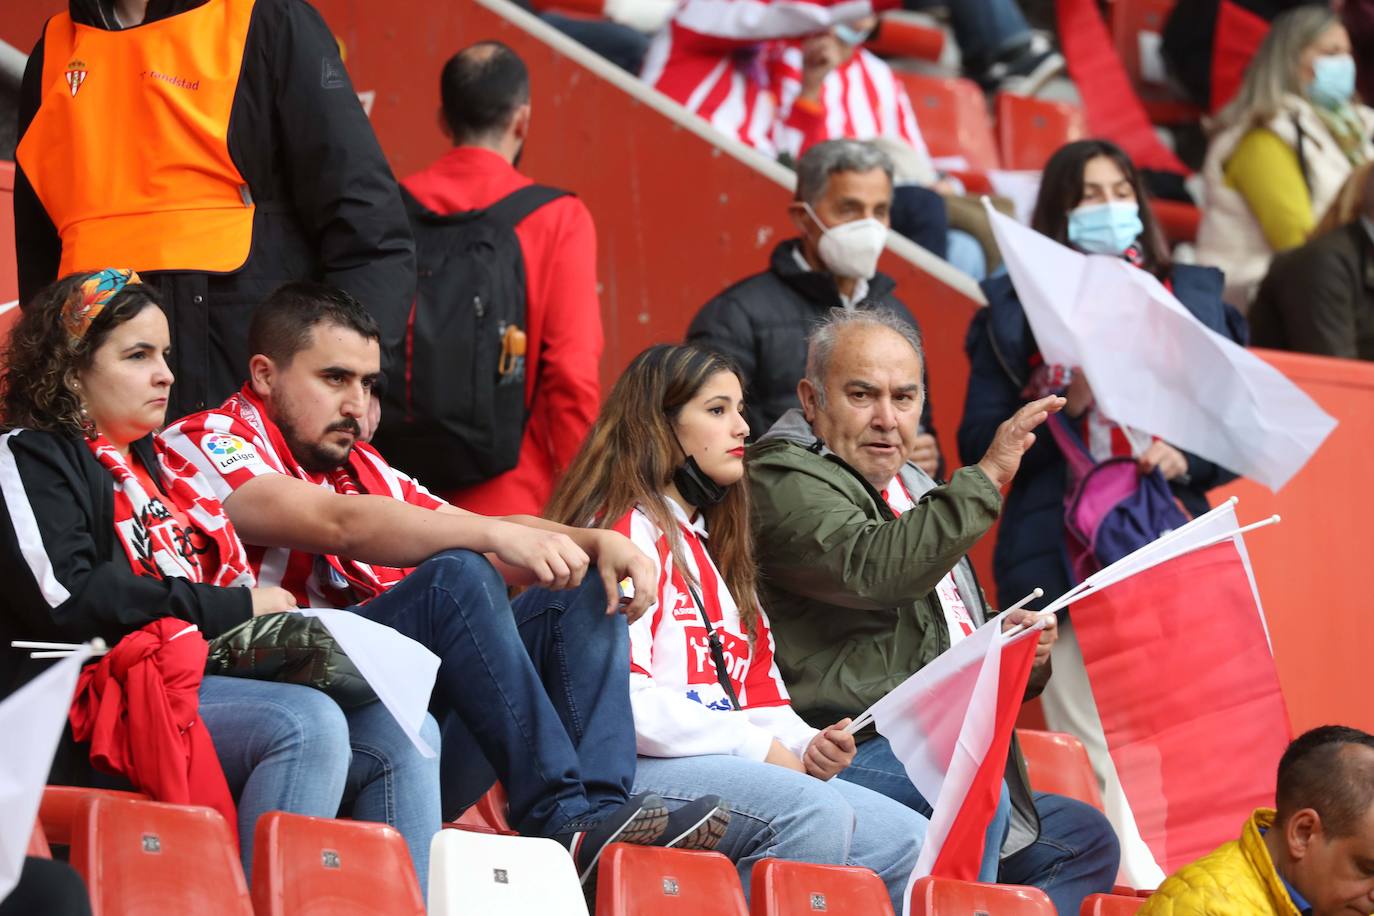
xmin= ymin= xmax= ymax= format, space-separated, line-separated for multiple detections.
xmin=16 ymin=0 xmax=257 ymax=278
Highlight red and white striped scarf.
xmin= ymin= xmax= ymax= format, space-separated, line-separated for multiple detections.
xmin=87 ymin=435 xmax=256 ymax=587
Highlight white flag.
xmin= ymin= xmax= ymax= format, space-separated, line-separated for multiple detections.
xmin=299 ymin=610 xmax=440 ymax=757
xmin=0 ymin=647 xmax=92 ymax=900
xmin=985 ymin=202 xmax=1337 ymax=491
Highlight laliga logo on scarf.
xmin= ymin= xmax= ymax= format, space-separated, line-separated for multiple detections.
xmin=65 ymin=60 xmax=88 ymax=97
xmin=202 ymin=433 xmax=254 ymax=471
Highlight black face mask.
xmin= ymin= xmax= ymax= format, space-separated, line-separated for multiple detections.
xmin=672 ymin=455 xmax=728 ymax=509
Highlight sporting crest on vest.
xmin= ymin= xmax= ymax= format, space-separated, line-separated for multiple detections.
xmin=65 ymin=59 xmax=88 ymax=97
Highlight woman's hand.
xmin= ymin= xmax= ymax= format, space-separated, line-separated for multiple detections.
xmin=1138 ymin=440 xmax=1189 ymax=481
xmin=765 ymin=738 xmax=807 ymax=773
xmin=250 ymin=587 xmax=298 ymax=616
xmin=803 ymin=719 xmax=857 ymax=780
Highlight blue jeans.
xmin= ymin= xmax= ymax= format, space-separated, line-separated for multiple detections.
xmin=840 ymin=735 xmax=1119 ymax=913
xmin=634 ymin=754 xmax=927 ymax=913
xmin=199 ymin=675 xmax=441 ymax=887
xmin=908 ymin=0 xmax=1031 ymax=69
xmin=842 ymin=736 xmax=1010 ymax=882
xmin=540 ymin=12 xmax=650 ymax=74
xmin=350 ymin=550 xmax=635 ymax=836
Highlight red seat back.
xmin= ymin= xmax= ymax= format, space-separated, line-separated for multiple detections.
xmin=995 ymin=93 xmax=1087 ymax=171
xmin=39 ymin=786 xmax=150 ymax=847
xmin=252 ymin=811 xmax=425 ymax=916
xmin=893 ymin=72 xmax=1000 ymax=173
xmin=750 ymin=858 xmax=894 ymax=915
xmin=450 ymin=781 xmax=514 ymax=833
xmin=27 ymin=821 xmax=51 ymax=859
xmin=595 ymin=844 xmax=747 ymax=915
xmin=70 ymin=794 xmax=252 ymax=916
xmin=1016 ymin=729 xmax=1106 ymax=811
xmin=1081 ymin=892 xmax=1147 ymax=915
xmin=909 ymin=875 xmax=1056 ymax=914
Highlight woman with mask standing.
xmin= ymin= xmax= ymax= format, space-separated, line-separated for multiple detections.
xmin=957 ymin=140 xmax=1246 ymax=887
xmin=1197 ymin=5 xmax=1374 ymax=310
xmin=546 ymin=344 xmax=929 ymax=912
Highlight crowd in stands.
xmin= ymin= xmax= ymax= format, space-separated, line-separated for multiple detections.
xmin=4 ymin=0 xmax=1374 ymax=913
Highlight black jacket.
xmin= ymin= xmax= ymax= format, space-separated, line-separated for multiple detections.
xmin=687 ymin=239 xmax=940 ymax=467
xmin=1251 ymin=221 xmax=1374 ymax=361
xmin=956 ymin=264 xmax=1246 ymax=609
xmin=15 ymin=0 xmax=415 ymax=418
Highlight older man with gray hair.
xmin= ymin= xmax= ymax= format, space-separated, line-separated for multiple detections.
xmin=688 ymin=138 xmax=943 ymax=478
xmin=747 ymin=308 xmax=1120 ymax=913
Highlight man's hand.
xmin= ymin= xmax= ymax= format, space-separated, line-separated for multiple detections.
xmin=910 ymin=432 xmax=940 ymax=478
xmin=590 ymin=530 xmax=657 ymax=622
xmin=1138 ymin=441 xmax=1188 ymax=481
xmin=1003 ymin=609 xmax=1057 ymax=667
xmin=765 ymin=738 xmax=807 ymax=773
xmin=799 ymin=33 xmax=844 ymax=101
xmin=250 ymin=586 xmax=298 ymax=616
xmin=976 ymin=395 xmax=1066 ymax=489
xmin=487 ymin=522 xmax=590 ymax=591
xmin=803 ymin=718 xmax=857 ymax=780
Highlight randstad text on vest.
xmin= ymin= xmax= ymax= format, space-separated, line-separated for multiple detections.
xmin=145 ymin=70 xmax=200 ymax=91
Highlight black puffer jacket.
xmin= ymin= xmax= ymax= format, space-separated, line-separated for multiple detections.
xmin=15 ymin=0 xmax=414 ymax=418
xmin=686 ymin=239 xmax=939 ymax=464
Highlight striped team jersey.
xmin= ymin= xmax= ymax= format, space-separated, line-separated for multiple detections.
xmin=770 ymin=43 xmax=931 ymax=162
xmin=641 ymin=0 xmax=897 ymax=155
xmin=614 ymin=501 xmax=817 ymax=761
xmin=160 ymin=385 xmax=447 ymax=608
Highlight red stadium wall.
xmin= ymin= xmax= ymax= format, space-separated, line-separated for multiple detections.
xmin=2 ymin=0 xmax=1370 ymax=736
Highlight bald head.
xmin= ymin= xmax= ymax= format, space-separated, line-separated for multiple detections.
xmin=1278 ymin=726 xmax=1374 ymax=836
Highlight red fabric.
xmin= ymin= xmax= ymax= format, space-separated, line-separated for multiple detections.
xmin=403 ymin=148 xmax=604 ymax=517
xmin=1069 ymin=542 xmax=1292 ymax=873
xmin=69 ymin=618 xmax=238 ymax=844
xmin=1056 ymin=0 xmax=1190 ymax=174
xmin=1211 ymin=1 xmax=1271 ymax=115
xmin=927 ymin=632 xmax=1038 ymax=880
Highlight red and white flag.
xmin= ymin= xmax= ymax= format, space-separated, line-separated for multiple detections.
xmin=1065 ymin=503 xmax=1292 ymax=874
xmin=855 ymin=614 xmax=1044 ymax=913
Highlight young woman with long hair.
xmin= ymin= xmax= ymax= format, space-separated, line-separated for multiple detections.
xmin=546 ymin=343 xmax=928 ymax=911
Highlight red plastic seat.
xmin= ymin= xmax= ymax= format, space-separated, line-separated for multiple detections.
xmin=1151 ymin=198 xmax=1201 ymax=243
xmin=750 ymin=858 xmax=894 ymax=915
xmin=893 ymin=71 xmax=1000 ymax=175
xmin=252 ymin=811 xmax=425 ymax=916
xmin=1016 ymin=728 xmax=1106 ymax=812
xmin=994 ymin=93 xmax=1087 ymax=172
xmin=39 ymin=786 xmax=149 ymax=846
xmin=1082 ymin=892 xmax=1146 ymax=915
xmin=595 ymin=843 xmax=747 ymax=915
xmin=69 ymin=794 xmax=252 ymax=916
xmin=1108 ymin=0 xmax=1203 ymax=123
xmin=909 ymin=875 xmax=1055 ymax=914
xmin=27 ymin=822 xmax=51 ymax=859
xmin=450 ymin=780 xmax=514 ymax=833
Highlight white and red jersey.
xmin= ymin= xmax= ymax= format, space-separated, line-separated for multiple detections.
xmin=641 ymin=0 xmax=897 ymax=155
xmin=881 ymin=477 xmax=977 ymax=647
xmin=769 ymin=43 xmax=931 ymax=162
xmin=160 ymin=385 xmax=448 ymax=608
xmin=614 ymin=501 xmax=817 ymax=761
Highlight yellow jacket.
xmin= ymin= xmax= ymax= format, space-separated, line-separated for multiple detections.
xmin=1139 ymin=809 xmax=1302 ymax=916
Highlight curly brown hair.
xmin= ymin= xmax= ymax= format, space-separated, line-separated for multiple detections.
xmin=2 ymin=273 xmax=163 ymax=437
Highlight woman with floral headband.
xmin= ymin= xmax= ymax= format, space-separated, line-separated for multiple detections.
xmin=0 ymin=270 xmax=440 ymax=886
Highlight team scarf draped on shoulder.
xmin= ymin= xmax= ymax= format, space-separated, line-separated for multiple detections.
xmin=87 ymin=434 xmax=256 ymax=587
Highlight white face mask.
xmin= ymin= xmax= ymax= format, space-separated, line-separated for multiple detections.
xmin=804 ymin=202 xmax=888 ymax=279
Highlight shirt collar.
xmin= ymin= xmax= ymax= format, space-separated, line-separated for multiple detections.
xmin=789 ymin=248 xmax=870 ymax=309
xmin=1260 ymin=828 xmax=1314 ymax=915
xmin=664 ymin=497 xmax=709 ymax=539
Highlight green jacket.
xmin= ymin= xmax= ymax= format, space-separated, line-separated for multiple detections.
xmin=748 ymin=408 xmax=1042 ymax=855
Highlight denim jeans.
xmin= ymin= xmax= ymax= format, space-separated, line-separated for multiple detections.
xmin=908 ymin=0 xmax=1031 ymax=68
xmin=540 ymin=12 xmax=650 ymax=74
xmin=350 ymin=550 xmax=635 ymax=836
xmin=634 ymin=754 xmax=927 ymax=912
xmin=839 ymin=735 xmax=1119 ymax=913
xmin=842 ymin=735 xmax=1010 ymax=882
xmin=199 ymin=675 xmax=442 ymax=887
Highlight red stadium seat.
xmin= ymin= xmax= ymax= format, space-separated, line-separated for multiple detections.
xmin=1016 ymin=729 xmax=1106 ymax=812
xmin=39 ymin=786 xmax=149 ymax=846
xmin=868 ymin=19 xmax=946 ymax=63
xmin=451 ymin=781 xmax=515 ymax=833
xmin=595 ymin=844 xmax=747 ymax=915
xmin=893 ymin=71 xmax=1000 ymax=176
xmin=1151 ymin=198 xmax=1201 ymax=243
xmin=1107 ymin=0 xmax=1203 ymax=123
xmin=252 ymin=811 xmax=425 ymax=916
xmin=69 ymin=794 xmax=252 ymax=916
xmin=995 ymin=93 xmax=1087 ymax=172
xmin=1082 ymin=892 xmax=1147 ymax=915
xmin=910 ymin=876 xmax=1055 ymax=914
xmin=27 ymin=822 xmax=51 ymax=859
xmin=750 ymin=858 xmax=895 ymax=915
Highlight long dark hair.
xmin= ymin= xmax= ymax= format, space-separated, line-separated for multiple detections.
xmin=2 ymin=272 xmax=163 ymax=436
xmin=545 ymin=344 xmax=760 ymax=634
xmin=1030 ymin=138 xmax=1172 ymax=277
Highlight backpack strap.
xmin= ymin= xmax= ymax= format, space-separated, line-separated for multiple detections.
xmin=482 ymin=185 xmax=573 ymax=228
xmin=1045 ymin=411 xmax=1098 ymax=482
